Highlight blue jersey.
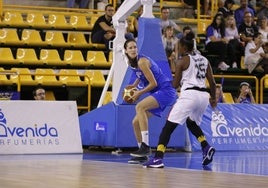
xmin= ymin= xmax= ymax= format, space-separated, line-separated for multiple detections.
xmin=130 ymin=54 xmax=177 ymax=117
xmin=239 ymin=96 xmax=252 ymax=104
xmin=132 ymin=54 xmax=171 ymax=93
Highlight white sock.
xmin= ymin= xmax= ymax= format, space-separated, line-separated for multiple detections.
xmin=138 ymin=142 xmax=141 ymax=148
xmin=141 ymin=131 xmax=149 ymax=146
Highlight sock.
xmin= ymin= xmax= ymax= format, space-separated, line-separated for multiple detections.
xmin=186 ymin=117 xmax=208 ymax=149
xmin=155 ymin=120 xmax=178 ymax=158
xmin=141 ymin=131 xmax=149 ymax=146
xmin=138 ymin=142 xmax=141 ymax=148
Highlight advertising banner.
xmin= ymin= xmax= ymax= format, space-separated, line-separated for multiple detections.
xmin=190 ymin=104 xmax=268 ymax=151
xmin=0 ymin=101 xmax=82 ymax=154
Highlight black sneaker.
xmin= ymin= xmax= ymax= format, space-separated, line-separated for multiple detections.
xmin=130 ymin=142 xmax=151 ymax=157
xmin=128 ymin=156 xmax=148 ymax=164
xmin=202 ymin=145 xmax=216 ymax=165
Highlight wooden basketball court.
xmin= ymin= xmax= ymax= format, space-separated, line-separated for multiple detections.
xmin=0 ymin=150 xmax=267 ymax=188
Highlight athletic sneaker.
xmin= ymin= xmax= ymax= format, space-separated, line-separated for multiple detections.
xmin=202 ymin=145 xmax=216 ymax=165
xmin=142 ymin=157 xmax=164 ymax=168
xmin=128 ymin=156 xmax=148 ymax=164
xmin=130 ymin=142 xmax=151 ymax=157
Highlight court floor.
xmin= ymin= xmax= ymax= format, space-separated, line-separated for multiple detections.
xmin=83 ymin=149 xmax=268 ymax=176
xmin=0 ymin=149 xmax=267 ymax=188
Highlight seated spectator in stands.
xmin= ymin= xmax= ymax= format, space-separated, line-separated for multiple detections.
xmin=234 ymin=82 xmax=256 ymax=103
xmin=258 ymin=16 xmax=268 ymax=43
xmin=256 ymin=0 xmax=268 ymax=19
xmin=261 ymin=42 xmax=268 ymax=73
xmin=225 ymin=14 xmax=244 ymax=68
xmin=160 ymin=7 xmax=181 ymax=38
xmin=216 ymin=84 xmax=226 ymax=103
xmin=218 ymin=0 xmax=235 ymax=18
xmin=33 ymin=87 xmax=46 ymax=100
xmin=238 ymin=11 xmax=258 ymax=46
xmin=244 ymin=32 xmax=265 ymax=73
xmin=91 ymin=4 xmax=115 ymax=61
xmin=162 ymin=26 xmax=179 ymax=73
xmin=234 ymin=0 xmax=255 ymax=28
xmin=125 ymin=6 xmax=143 ymax=39
xmin=67 ymin=0 xmax=89 ymax=8
xmin=205 ymin=13 xmax=230 ymax=70
xmin=181 ymin=0 xmax=210 ymax=16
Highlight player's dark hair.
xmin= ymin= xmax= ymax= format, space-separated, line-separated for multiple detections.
xmin=124 ymin=39 xmax=138 ymax=68
xmin=180 ymin=31 xmax=195 ymax=51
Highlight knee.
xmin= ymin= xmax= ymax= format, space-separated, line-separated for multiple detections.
xmin=135 ymin=103 xmax=146 ymax=113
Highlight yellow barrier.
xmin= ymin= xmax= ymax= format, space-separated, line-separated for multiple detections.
xmin=260 ymin=74 xmax=268 ymax=104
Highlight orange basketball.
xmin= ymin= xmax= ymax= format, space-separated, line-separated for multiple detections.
xmin=122 ymin=87 xmax=137 ymax=104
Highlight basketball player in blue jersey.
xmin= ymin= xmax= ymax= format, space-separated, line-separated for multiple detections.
xmin=123 ymin=39 xmax=178 ymax=164
xmin=143 ymin=31 xmax=218 ymax=168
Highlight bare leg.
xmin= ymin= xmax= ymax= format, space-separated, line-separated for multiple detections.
xmin=135 ymin=95 xmax=159 ymax=132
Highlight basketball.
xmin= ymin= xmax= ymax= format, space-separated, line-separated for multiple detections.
xmin=122 ymin=87 xmax=137 ymax=104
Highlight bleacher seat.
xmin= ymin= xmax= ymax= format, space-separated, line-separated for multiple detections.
xmin=21 ymin=29 xmax=44 ymax=46
xmin=16 ymin=48 xmax=40 ymax=65
xmin=89 ymin=15 xmax=99 ymax=31
xmin=0 ymin=67 xmax=12 ymax=85
xmin=0 ymin=47 xmax=16 ymax=65
xmin=35 ymin=68 xmax=61 ymax=86
xmin=58 ymin=69 xmax=87 ymax=86
xmin=240 ymin=56 xmax=246 ymax=69
xmin=10 ymin=68 xmax=36 ymax=85
xmin=1 ymin=11 xmax=26 ymax=27
xmin=45 ymin=31 xmax=66 ymax=47
xmin=40 ymin=49 xmax=63 ymax=66
xmin=64 ymin=50 xmax=88 ymax=67
xmin=0 ymin=29 xmax=22 ymax=45
xmin=69 ymin=15 xmax=89 ymax=30
xmin=67 ymin=32 xmax=89 ymax=48
xmin=84 ymin=70 xmax=106 ymax=87
xmin=48 ymin=14 xmax=69 ymax=29
xmin=26 ymin=13 xmax=48 ymax=29
xmin=45 ymin=90 xmax=56 ymax=100
xmin=223 ymin=92 xmax=234 ymax=104
xmin=87 ymin=51 xmax=111 ymax=68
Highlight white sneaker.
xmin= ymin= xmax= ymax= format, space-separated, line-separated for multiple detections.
xmin=218 ymin=62 xmax=230 ymax=71
xmin=232 ymin=62 xmax=238 ymax=68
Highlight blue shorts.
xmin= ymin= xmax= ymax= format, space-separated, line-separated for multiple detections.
xmin=149 ymin=82 xmax=177 ymax=117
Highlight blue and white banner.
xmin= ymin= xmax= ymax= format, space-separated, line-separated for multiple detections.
xmin=190 ymin=104 xmax=268 ymax=151
xmin=0 ymin=101 xmax=82 ymax=154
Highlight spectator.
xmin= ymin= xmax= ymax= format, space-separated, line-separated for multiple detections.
xmin=125 ymin=6 xmax=142 ymax=40
xmin=218 ymin=0 xmax=235 ymax=18
xmin=225 ymin=14 xmax=244 ymax=68
xmin=256 ymin=0 xmax=268 ymax=19
xmin=162 ymin=26 xmax=179 ymax=73
xmin=257 ymin=16 xmax=268 ymax=43
xmin=234 ymin=0 xmax=255 ymax=28
xmin=216 ymin=84 xmax=226 ymax=103
xmin=205 ymin=13 xmax=230 ymax=70
xmin=238 ymin=11 xmax=258 ymax=46
xmin=33 ymin=87 xmax=46 ymax=100
xmin=262 ymin=42 xmax=268 ymax=73
xmin=181 ymin=0 xmax=210 ymax=16
xmin=234 ymin=82 xmax=256 ymax=103
xmin=244 ymin=32 xmax=266 ymax=73
xmin=160 ymin=7 xmax=181 ymax=37
xmin=91 ymin=4 xmax=115 ymax=60
xmin=67 ymin=0 xmax=89 ymax=8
